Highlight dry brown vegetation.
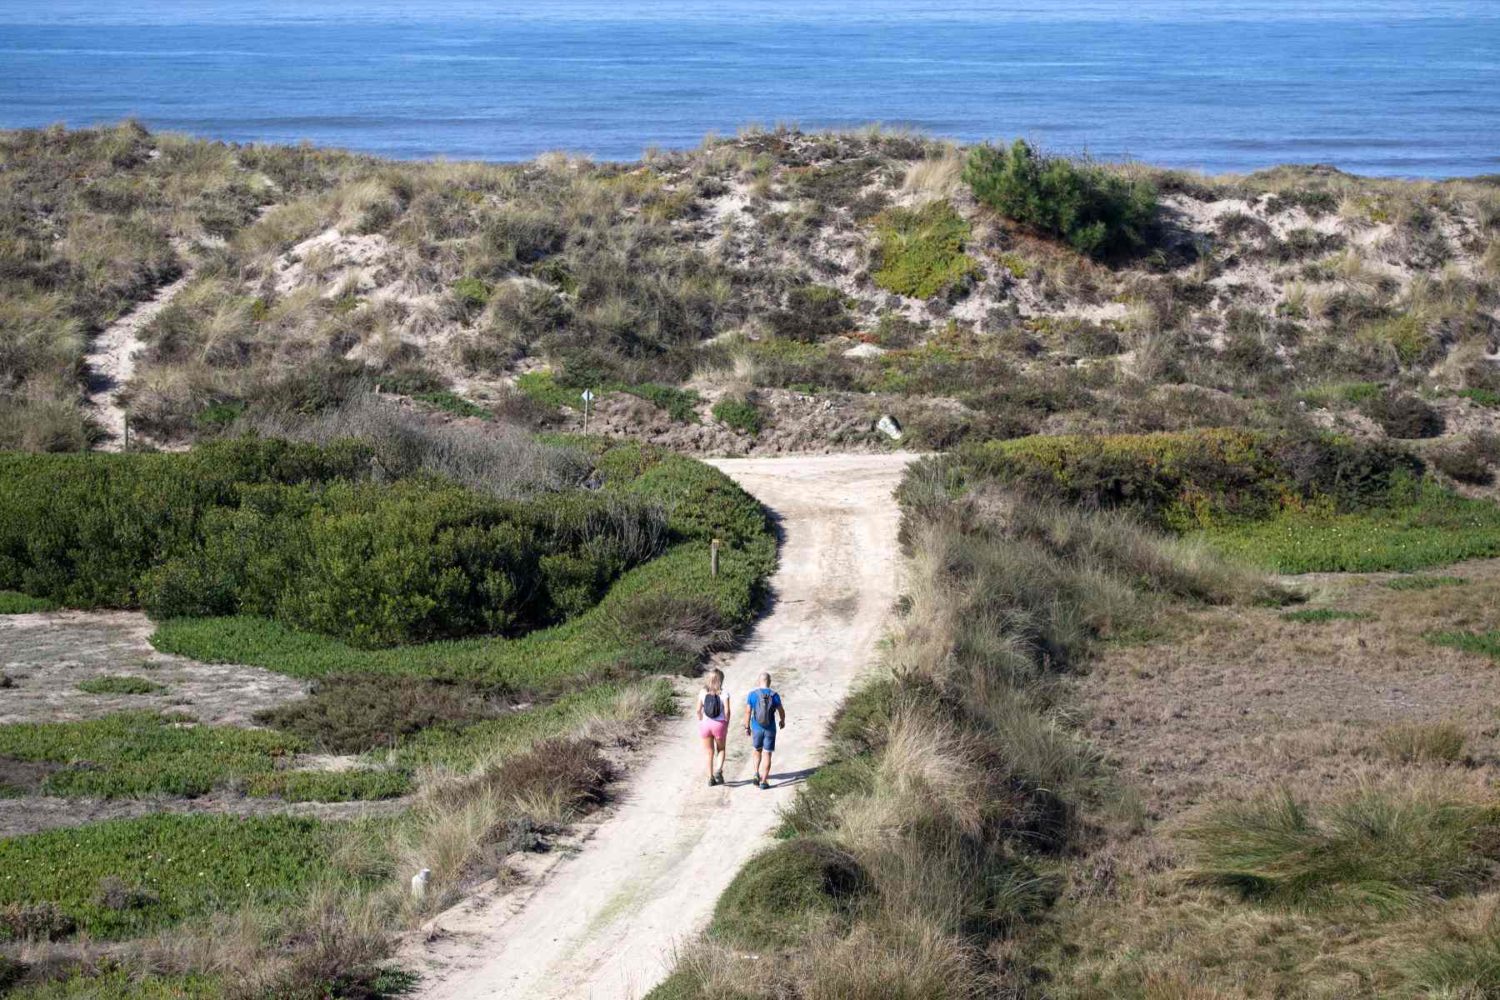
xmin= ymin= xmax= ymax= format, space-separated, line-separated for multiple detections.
xmin=1027 ymin=562 xmax=1500 ymax=998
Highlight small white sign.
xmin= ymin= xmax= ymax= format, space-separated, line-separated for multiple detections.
xmin=581 ymin=389 xmax=595 ymax=403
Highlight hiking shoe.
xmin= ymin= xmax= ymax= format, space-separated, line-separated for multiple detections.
xmin=713 ymin=771 xmax=724 ymax=785
xmin=759 ymin=780 xmax=771 ymax=790
xmin=708 ymin=777 xmax=717 ymax=788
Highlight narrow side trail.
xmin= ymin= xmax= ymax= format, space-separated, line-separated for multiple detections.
xmin=408 ymin=452 xmax=913 ymax=1000
xmin=83 ymin=267 xmax=192 ymax=449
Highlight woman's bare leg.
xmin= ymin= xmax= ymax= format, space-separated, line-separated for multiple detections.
xmin=714 ymin=737 xmax=726 ymax=776
xmin=703 ymin=735 xmax=716 ymax=779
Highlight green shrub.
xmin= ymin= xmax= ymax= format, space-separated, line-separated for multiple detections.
xmin=871 ymin=200 xmax=978 ymax=299
xmin=76 ymin=675 xmax=166 ymax=695
xmin=712 ymin=397 xmax=763 ymax=436
xmin=1431 ymin=433 xmax=1500 ymax=486
xmin=624 ymin=383 xmax=701 ymax=423
xmin=0 ymin=814 xmax=342 ymax=939
xmin=0 ymin=440 xmax=665 ymax=648
xmin=709 ymin=839 xmax=867 ymax=948
xmin=963 ymin=139 xmax=1157 ymax=258
xmin=1182 ymin=789 xmax=1500 ymax=912
xmin=151 ymin=445 xmax=774 ymax=693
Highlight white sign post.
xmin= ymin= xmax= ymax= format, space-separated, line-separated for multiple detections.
xmin=581 ymin=388 xmax=595 ymax=434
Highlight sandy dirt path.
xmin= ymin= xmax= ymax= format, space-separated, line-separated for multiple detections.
xmin=407 ymin=452 xmax=912 ymax=1000
xmin=83 ymin=269 xmax=191 ymax=448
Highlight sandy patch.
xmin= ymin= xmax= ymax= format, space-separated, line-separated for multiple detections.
xmin=0 ymin=610 xmax=305 ymax=727
xmin=1078 ymin=558 xmax=1500 ymax=819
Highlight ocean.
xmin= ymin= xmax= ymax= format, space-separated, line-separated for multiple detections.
xmin=1 ymin=0 xmax=1496 ymax=177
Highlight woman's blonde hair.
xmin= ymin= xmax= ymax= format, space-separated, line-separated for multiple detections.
xmin=704 ymin=668 xmax=724 ymax=694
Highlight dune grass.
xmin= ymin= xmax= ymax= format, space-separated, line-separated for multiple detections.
xmin=1182 ymin=789 xmax=1500 ymax=913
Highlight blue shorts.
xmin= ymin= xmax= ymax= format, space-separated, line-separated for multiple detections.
xmin=752 ymin=726 xmax=776 ymax=753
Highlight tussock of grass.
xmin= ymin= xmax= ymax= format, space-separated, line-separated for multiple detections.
xmin=1182 ymin=788 xmax=1500 ymax=913
xmin=1379 ymin=722 xmax=1466 ymax=764
xmin=1400 ymin=907 xmax=1500 ymax=999
xmin=75 ymin=675 xmax=167 ymax=695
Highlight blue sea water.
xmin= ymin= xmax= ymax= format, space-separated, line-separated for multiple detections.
xmin=0 ymin=1 xmax=1497 ymax=177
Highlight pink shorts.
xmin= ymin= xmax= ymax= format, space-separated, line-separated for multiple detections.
xmin=698 ymin=717 xmax=728 ymax=741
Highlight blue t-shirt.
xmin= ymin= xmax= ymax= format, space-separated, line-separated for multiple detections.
xmin=747 ymin=688 xmax=782 ymax=732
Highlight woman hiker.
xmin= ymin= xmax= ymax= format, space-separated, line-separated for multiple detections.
xmin=697 ymin=667 xmax=730 ymax=786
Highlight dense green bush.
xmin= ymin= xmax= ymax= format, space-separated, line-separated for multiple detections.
xmin=963 ymin=140 xmax=1157 ymax=258
xmin=0 ymin=437 xmax=666 ymax=647
xmin=924 ymin=428 xmax=1421 ymax=531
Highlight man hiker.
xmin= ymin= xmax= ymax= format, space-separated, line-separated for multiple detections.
xmin=745 ymin=672 xmax=785 ymax=790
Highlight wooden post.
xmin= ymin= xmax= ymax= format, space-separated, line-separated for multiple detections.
xmin=710 ymin=538 xmax=721 ymax=578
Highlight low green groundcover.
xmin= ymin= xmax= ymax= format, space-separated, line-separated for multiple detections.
xmin=0 ymin=814 xmax=342 ymax=939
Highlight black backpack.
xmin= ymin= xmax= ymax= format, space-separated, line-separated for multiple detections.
xmin=702 ymin=691 xmax=723 ymax=719
xmin=753 ymin=689 xmax=776 ymax=728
